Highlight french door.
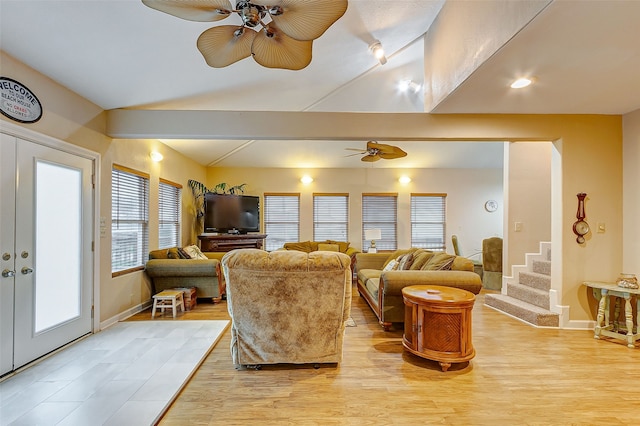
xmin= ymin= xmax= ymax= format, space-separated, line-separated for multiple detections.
xmin=0 ymin=132 xmax=94 ymax=375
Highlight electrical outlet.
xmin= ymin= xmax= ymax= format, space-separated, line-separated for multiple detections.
xmin=514 ymin=222 xmax=523 ymax=232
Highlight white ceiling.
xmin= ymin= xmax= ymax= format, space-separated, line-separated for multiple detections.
xmin=2 ymin=0 xmax=639 ymax=169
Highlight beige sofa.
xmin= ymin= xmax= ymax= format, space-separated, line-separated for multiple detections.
xmin=144 ymin=248 xmax=226 ymax=299
xmin=356 ymin=249 xmax=483 ymax=330
xmin=222 ymin=249 xmax=352 ymax=368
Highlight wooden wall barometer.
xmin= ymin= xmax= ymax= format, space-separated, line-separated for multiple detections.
xmin=572 ymin=192 xmax=589 ymax=244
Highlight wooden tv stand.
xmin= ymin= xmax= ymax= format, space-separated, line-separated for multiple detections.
xmin=198 ymin=234 xmax=267 ymax=302
xmin=198 ymin=233 xmax=266 ymax=252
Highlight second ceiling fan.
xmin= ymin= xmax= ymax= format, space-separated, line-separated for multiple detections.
xmin=346 ymin=141 xmax=407 ymax=162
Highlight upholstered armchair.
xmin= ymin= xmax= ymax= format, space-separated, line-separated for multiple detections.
xmin=221 ymin=249 xmax=352 ymax=368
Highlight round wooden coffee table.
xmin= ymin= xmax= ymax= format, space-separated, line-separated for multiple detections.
xmin=402 ymin=285 xmax=475 ymax=371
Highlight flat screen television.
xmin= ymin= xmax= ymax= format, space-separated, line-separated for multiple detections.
xmin=203 ymin=193 xmax=260 ymax=234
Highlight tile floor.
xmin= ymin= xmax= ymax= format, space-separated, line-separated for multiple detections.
xmin=0 ymin=320 xmax=229 ymax=426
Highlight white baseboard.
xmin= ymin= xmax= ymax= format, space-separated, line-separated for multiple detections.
xmin=99 ymin=299 xmax=153 ymax=331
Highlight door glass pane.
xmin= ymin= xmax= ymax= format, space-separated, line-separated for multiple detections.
xmin=34 ymin=161 xmax=81 ymax=333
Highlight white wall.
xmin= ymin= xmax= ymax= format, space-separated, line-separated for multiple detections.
xmin=623 ymin=108 xmax=640 ymax=277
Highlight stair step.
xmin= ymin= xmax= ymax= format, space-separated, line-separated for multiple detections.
xmin=484 ymin=294 xmax=559 ymax=327
xmin=532 ymin=259 xmax=551 ymax=276
xmin=519 ymin=271 xmax=551 ymax=291
xmin=506 ymin=282 xmax=550 ymax=310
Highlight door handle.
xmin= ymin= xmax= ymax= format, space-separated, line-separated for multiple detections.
xmin=2 ymin=269 xmax=15 ymax=278
xmin=21 ymin=267 xmax=33 ymax=275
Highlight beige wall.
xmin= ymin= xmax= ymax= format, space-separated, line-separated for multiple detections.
xmin=206 ymin=167 xmax=503 ymax=254
xmin=623 ymin=109 xmax=640 ymax=278
xmin=505 ymin=142 xmax=552 ymax=272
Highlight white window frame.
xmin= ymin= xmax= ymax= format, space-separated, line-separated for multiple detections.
xmin=159 ymin=178 xmax=182 ymax=249
xmin=362 ymin=193 xmax=398 ymax=251
xmin=313 ymin=193 xmax=349 ymax=242
xmin=410 ymin=193 xmax=447 ymax=250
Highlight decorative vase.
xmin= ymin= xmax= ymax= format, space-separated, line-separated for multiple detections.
xmin=616 ymin=273 xmax=639 ymax=289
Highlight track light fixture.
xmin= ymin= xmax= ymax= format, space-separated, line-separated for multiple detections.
xmin=369 ymin=40 xmax=387 ymax=65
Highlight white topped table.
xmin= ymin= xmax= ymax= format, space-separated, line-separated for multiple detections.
xmin=583 ymin=281 xmax=640 ymax=348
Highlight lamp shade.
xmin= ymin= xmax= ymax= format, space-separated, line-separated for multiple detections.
xmin=364 ymin=229 xmax=381 ymax=241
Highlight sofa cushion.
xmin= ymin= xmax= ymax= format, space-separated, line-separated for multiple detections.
xmin=149 ymin=249 xmax=169 ymax=259
xmin=183 ymin=245 xmax=208 ymax=259
xmin=365 ymin=277 xmax=380 ymax=302
xmin=283 ymin=241 xmax=313 ymax=252
xmin=409 ymin=250 xmax=435 ymax=270
xmin=318 ymin=243 xmax=340 ymax=252
xmin=325 ymin=240 xmax=350 ymax=253
xmin=422 ymin=252 xmax=456 ymax=270
xmin=177 ymin=247 xmax=191 ymax=259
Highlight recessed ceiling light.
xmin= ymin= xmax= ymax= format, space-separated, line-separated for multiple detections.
xmin=511 ymin=78 xmax=533 ymax=89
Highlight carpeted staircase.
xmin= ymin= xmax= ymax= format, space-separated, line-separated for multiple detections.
xmin=485 ymin=242 xmax=560 ymax=327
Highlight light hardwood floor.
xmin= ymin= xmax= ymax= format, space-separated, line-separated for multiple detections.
xmin=129 ymin=289 xmax=639 ymax=425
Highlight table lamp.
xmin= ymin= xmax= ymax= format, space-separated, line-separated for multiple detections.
xmin=364 ymin=229 xmax=382 ymax=253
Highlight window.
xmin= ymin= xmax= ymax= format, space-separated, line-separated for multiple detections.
xmin=264 ymin=193 xmax=299 ymax=251
xmin=411 ymin=193 xmax=446 ymax=250
xmin=362 ymin=194 xmax=397 ymax=251
xmin=313 ymin=193 xmax=348 ymax=241
xmin=159 ymin=178 xmax=182 ymax=249
xmin=111 ymin=165 xmax=149 ymax=275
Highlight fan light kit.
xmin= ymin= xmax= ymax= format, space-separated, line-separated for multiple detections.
xmin=345 ymin=141 xmax=407 ymax=163
xmin=142 ymin=0 xmax=348 ymax=70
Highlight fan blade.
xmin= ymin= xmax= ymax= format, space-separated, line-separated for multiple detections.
xmin=378 ymin=150 xmax=407 ymax=160
xmin=142 ymin=0 xmax=233 ymax=22
xmin=197 ymin=26 xmax=255 ymax=67
xmin=361 ymin=155 xmax=380 ymax=162
xmin=252 ymin=0 xmax=348 ymax=40
xmin=252 ymin=24 xmax=312 ymax=70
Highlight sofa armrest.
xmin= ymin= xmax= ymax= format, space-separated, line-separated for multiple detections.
xmin=355 ymin=253 xmax=389 ymax=270
xmin=380 ymin=270 xmax=482 ymax=296
xmin=145 ymin=258 xmax=218 ymax=277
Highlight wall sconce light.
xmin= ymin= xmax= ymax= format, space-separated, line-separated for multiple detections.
xmin=149 ymin=151 xmax=163 ymax=162
xmin=510 ymin=77 xmax=535 ymax=89
xmin=364 ymin=228 xmax=382 ymax=253
xmin=300 ymin=175 xmax=313 ymax=184
xmin=399 ymin=176 xmax=411 ymax=184
xmin=369 ymin=40 xmax=387 ymax=65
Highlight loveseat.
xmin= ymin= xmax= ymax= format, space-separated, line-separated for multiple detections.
xmin=356 ymin=249 xmax=483 ymax=330
xmin=280 ymin=240 xmax=360 ymax=273
xmin=222 ymin=249 xmax=352 ymax=367
xmin=144 ymin=246 xmax=226 ymax=300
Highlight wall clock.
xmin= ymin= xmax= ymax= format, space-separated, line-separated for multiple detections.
xmin=572 ymin=192 xmax=590 ymax=244
xmin=484 ymin=200 xmax=498 ymax=212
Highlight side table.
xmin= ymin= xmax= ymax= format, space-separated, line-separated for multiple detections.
xmin=583 ymin=281 xmax=640 ymax=348
xmin=402 ymin=285 xmax=475 ymax=371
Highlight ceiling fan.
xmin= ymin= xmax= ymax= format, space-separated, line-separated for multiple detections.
xmin=346 ymin=141 xmax=408 ymax=162
xmin=141 ymin=0 xmax=348 ymax=70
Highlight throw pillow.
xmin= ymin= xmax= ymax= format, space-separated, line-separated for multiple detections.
xmin=177 ymin=247 xmax=191 ymax=259
xmin=326 ymin=240 xmax=350 ymax=253
xmin=409 ymin=250 xmax=435 ymax=270
xmin=183 ymin=245 xmax=208 ymax=259
xmin=382 ymin=259 xmax=398 ymax=271
xmin=283 ymin=241 xmax=313 ymax=253
xmin=382 ymin=248 xmax=417 ymax=269
xmin=396 ymin=252 xmax=414 ymax=270
xmin=422 ymin=252 xmax=456 ymax=271
xmin=318 ymin=243 xmax=340 ymax=252
xmin=167 ymin=247 xmax=181 ymax=259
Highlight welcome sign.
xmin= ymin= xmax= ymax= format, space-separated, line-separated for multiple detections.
xmin=0 ymin=77 xmax=42 ymax=123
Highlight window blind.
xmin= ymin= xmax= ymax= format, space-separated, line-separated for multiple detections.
xmin=313 ymin=193 xmax=348 ymax=242
xmin=411 ymin=193 xmax=446 ymax=250
xmin=111 ymin=165 xmax=149 ymax=275
xmin=159 ymin=179 xmax=182 ymax=249
xmin=264 ymin=193 xmax=299 ymax=251
xmin=362 ymin=194 xmax=397 ymax=251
